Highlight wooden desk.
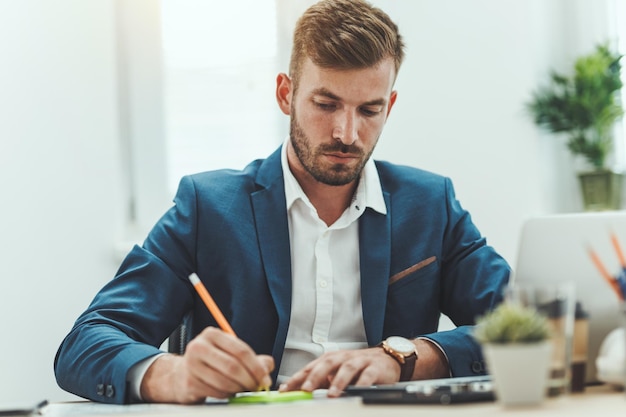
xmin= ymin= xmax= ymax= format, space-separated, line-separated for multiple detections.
xmin=45 ymin=385 xmax=624 ymax=417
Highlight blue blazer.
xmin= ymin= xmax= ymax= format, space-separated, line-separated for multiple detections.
xmin=54 ymin=147 xmax=510 ymax=404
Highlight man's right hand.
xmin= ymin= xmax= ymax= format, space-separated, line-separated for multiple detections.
xmin=140 ymin=326 xmax=274 ymax=403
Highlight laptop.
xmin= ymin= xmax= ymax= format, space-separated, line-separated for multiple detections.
xmin=514 ymin=211 xmax=626 ymax=384
xmin=344 ymin=375 xmax=494 ymax=404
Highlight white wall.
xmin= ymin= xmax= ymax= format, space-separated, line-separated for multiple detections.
xmin=373 ymin=0 xmax=617 ymax=264
xmin=0 ymin=0 xmax=124 ymax=403
xmin=0 ymin=0 xmax=617 ymax=404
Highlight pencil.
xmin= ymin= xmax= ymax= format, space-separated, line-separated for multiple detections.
xmin=610 ymin=232 xmax=626 ymax=268
xmin=187 ymin=273 xmax=270 ymax=392
xmin=188 ymin=273 xmax=236 ymax=336
xmin=587 ymin=247 xmax=625 ymax=301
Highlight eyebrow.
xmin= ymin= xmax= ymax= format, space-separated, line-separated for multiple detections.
xmin=312 ymin=87 xmax=387 ymax=107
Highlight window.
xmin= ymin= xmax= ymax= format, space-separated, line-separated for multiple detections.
xmin=161 ymin=0 xmax=284 ymax=194
xmin=115 ymin=0 xmax=310 ymax=236
xmin=119 ymin=0 xmax=625 ymax=239
xmin=613 ymin=0 xmax=626 ymax=169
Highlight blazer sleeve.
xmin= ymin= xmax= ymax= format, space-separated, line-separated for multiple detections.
xmin=425 ymin=177 xmax=511 ymax=377
xmin=54 ymin=177 xmax=201 ymax=404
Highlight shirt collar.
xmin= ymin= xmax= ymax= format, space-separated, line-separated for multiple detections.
xmin=280 ymin=138 xmax=387 ymax=215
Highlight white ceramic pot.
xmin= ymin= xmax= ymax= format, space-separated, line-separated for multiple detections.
xmin=482 ymin=341 xmax=552 ymax=407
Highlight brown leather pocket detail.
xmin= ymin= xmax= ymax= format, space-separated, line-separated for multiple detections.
xmin=389 ymin=256 xmax=437 ymax=285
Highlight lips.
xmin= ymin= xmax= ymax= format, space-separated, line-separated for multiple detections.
xmin=324 ymin=152 xmax=359 ymax=163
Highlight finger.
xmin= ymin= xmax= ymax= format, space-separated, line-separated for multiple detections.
xmin=293 ymin=355 xmax=340 ymax=392
xmin=185 ymin=351 xmax=273 ymax=400
xmin=157 ymin=353 xmax=231 ymax=402
xmin=202 ymin=327 xmax=273 ymax=391
xmin=278 ymin=365 xmax=312 ymax=392
xmin=184 ymin=335 xmax=249 ymax=394
xmin=347 ymin=350 xmax=400 ymax=388
xmin=180 ymin=364 xmax=231 ymax=400
xmin=188 ymin=327 xmax=267 ymax=393
xmin=211 ymin=335 xmax=273 ymax=391
xmin=258 ymin=354 xmax=275 ymax=374
xmin=256 ymin=354 xmax=275 ymax=389
xmin=323 ymin=358 xmax=366 ymax=397
xmin=351 ymin=365 xmax=380 ymax=386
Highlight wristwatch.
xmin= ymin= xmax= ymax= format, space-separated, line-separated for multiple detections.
xmin=378 ymin=336 xmax=418 ymax=382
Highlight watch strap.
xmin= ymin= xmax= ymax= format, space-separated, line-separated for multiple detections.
xmin=399 ymin=351 xmax=417 ymax=381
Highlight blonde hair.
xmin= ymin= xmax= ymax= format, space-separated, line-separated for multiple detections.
xmin=290 ymin=0 xmax=405 ymax=92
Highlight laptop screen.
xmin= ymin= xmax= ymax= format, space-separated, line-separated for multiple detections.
xmin=514 ymin=211 xmax=625 ymax=383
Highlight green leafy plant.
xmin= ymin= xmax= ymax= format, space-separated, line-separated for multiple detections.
xmin=474 ymin=303 xmax=550 ymax=344
xmin=526 ymin=43 xmax=624 ymax=169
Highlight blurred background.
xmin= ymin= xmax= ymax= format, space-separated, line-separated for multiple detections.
xmin=0 ymin=0 xmax=624 ymax=403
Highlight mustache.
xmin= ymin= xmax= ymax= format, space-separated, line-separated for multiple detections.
xmin=318 ymin=143 xmax=364 ymax=156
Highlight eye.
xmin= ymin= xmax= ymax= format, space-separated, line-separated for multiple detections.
xmin=360 ymin=106 xmax=383 ymax=117
xmin=314 ymin=101 xmax=337 ymax=111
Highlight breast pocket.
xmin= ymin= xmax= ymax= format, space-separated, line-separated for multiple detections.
xmin=385 ymin=256 xmax=440 ymax=336
xmin=389 ymin=256 xmax=437 ymax=287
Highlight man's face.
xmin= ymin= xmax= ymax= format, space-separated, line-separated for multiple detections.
xmin=284 ymin=57 xmax=397 ymax=187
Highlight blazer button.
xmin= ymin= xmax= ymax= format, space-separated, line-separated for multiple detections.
xmin=105 ymin=385 xmax=115 ymax=398
xmin=471 ymin=361 xmax=484 ymax=373
xmin=96 ymin=384 xmax=105 ymax=396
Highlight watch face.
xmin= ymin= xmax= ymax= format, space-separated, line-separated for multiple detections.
xmin=386 ymin=336 xmax=415 ymax=355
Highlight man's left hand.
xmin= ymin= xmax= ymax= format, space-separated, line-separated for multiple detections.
xmin=278 ymin=346 xmax=400 ymax=397
xmin=278 ymin=338 xmax=449 ymax=397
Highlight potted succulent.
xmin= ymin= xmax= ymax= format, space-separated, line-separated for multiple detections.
xmin=474 ymin=302 xmax=551 ymax=407
xmin=526 ymin=43 xmax=624 ymax=211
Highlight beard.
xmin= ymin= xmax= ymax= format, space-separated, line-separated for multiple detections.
xmin=289 ymin=112 xmax=376 ymax=186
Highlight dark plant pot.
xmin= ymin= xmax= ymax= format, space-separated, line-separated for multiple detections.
xmin=577 ymin=170 xmax=624 ymax=211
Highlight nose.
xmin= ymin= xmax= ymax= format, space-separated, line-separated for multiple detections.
xmin=333 ymin=111 xmax=358 ymax=145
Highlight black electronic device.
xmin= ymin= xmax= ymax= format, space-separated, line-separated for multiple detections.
xmin=344 ymin=375 xmax=494 ymax=405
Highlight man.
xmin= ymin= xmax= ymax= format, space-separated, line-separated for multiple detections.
xmin=55 ymin=0 xmax=510 ymax=404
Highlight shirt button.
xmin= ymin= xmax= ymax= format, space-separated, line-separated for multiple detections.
xmin=319 ymin=280 xmax=327 ymax=288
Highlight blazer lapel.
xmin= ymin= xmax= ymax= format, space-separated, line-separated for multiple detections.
xmin=251 ymin=148 xmax=392 ymax=354
xmin=251 ymin=148 xmax=293 ymax=362
xmin=359 ymin=191 xmax=391 ymax=346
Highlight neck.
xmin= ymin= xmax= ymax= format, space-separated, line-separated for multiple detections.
xmin=299 ymin=179 xmax=357 ymax=226
xmin=286 ymin=140 xmax=360 ymax=226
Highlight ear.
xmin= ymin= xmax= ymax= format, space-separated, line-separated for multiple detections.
xmin=275 ymin=73 xmax=292 ymax=115
xmin=386 ymin=90 xmax=398 ymax=117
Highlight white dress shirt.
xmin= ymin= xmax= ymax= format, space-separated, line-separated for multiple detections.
xmin=276 ymin=140 xmax=387 ymax=383
xmin=129 ymin=140 xmax=388 ymax=399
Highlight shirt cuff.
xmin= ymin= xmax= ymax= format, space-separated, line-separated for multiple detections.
xmin=127 ymin=353 xmax=166 ymax=402
xmin=417 ymin=336 xmax=452 ymax=377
